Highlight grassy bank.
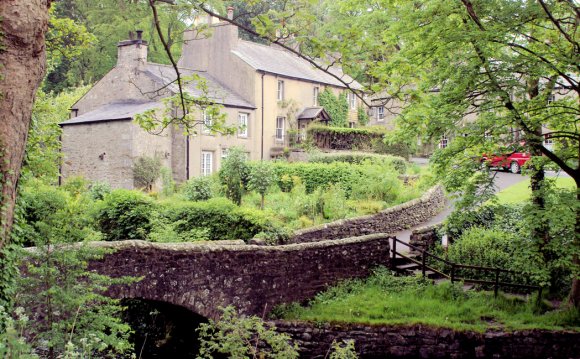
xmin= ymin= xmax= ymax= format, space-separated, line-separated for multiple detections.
xmin=496 ymin=176 xmax=575 ymax=204
xmin=277 ymin=269 xmax=580 ymax=332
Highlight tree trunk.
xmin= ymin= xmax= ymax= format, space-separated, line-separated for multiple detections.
xmin=0 ymin=0 xmax=50 ymax=247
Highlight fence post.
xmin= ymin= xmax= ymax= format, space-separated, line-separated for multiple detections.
xmin=421 ymin=250 xmax=426 ymax=278
xmin=451 ymin=264 xmax=455 ymax=283
xmin=391 ymin=237 xmax=397 ymax=269
xmin=494 ymin=268 xmax=500 ymax=298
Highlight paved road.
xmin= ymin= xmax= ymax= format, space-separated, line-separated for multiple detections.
xmin=392 ymin=164 xmax=530 ymax=243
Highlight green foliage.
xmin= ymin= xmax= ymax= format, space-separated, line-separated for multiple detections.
xmin=247 ymin=161 xmax=276 ymax=209
xmin=88 ymin=181 xmax=112 ymax=201
xmin=317 ymin=88 xmax=349 ymax=127
xmin=350 ymin=164 xmax=404 ymax=204
xmin=321 ymin=184 xmax=348 ymax=220
xmin=307 ymin=125 xmax=412 ymax=158
xmin=0 ymin=306 xmax=36 ymax=358
xmin=278 ymin=268 xmax=580 ymax=331
xmin=270 ymin=161 xmax=360 ymax=195
xmin=133 ymin=155 xmax=162 ymax=191
xmin=161 ymin=198 xmax=274 ymax=241
xmin=197 ymin=306 xmax=299 ymax=359
xmin=356 ymin=107 xmax=369 ymax=126
xmin=219 ymin=147 xmax=249 ymax=205
xmin=160 ymin=167 xmax=175 ymax=197
xmin=23 ymin=86 xmax=89 ymax=184
xmin=182 ymin=176 xmax=215 ymax=201
xmin=17 ymin=244 xmax=133 ymax=357
xmin=308 ymin=152 xmax=407 ymax=174
xmin=93 ymin=189 xmax=156 ymax=241
xmin=330 ymin=340 xmax=358 ymax=359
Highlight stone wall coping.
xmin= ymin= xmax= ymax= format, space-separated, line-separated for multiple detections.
xmin=292 ymin=185 xmax=445 ymax=237
xmin=411 ymin=223 xmax=443 ymax=234
xmin=84 ymin=233 xmax=392 ymax=253
xmin=273 ymin=320 xmax=580 ymax=335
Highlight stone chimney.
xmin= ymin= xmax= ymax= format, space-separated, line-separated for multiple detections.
xmin=227 ymin=6 xmax=234 ymax=20
xmin=117 ymin=30 xmax=148 ymax=68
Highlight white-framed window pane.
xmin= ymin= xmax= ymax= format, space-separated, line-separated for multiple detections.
xmin=202 ymin=112 xmax=212 ymax=134
xmin=277 ymin=80 xmax=284 ymax=101
xmin=438 ymin=134 xmax=448 ymax=149
xmin=377 ymin=106 xmax=385 ymax=121
xmin=313 ymin=87 xmax=319 ymax=106
xmin=349 ymin=93 xmax=356 ymax=109
xmin=201 ymin=151 xmax=213 ymax=176
xmin=276 ymin=117 xmax=285 ymax=140
xmin=238 ymin=112 xmax=249 ymax=137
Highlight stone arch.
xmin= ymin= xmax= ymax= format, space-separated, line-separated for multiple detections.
xmin=121 ymin=297 xmax=210 ymax=358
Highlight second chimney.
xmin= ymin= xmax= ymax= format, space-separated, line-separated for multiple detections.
xmin=117 ymin=29 xmax=148 ymax=68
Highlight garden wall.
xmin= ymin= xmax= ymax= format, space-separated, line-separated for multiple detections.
xmin=274 ymin=321 xmax=580 ymax=359
xmin=409 ymin=224 xmax=442 ymax=252
xmin=290 ymin=185 xmax=445 ymax=243
xmin=88 ymin=234 xmax=391 ymax=320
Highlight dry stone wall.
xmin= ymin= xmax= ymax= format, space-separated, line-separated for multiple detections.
xmin=88 ymin=234 xmax=391 ymax=320
xmin=291 ymin=185 xmax=445 ymax=243
xmin=274 ymin=321 xmax=580 ymax=359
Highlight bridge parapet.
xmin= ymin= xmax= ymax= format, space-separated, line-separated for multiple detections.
xmin=88 ymin=234 xmax=391 ymax=319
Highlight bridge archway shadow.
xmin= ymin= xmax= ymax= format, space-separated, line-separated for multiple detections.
xmin=121 ymin=298 xmax=213 ymax=358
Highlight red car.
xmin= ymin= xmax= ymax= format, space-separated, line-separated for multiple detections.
xmin=482 ymin=150 xmax=531 ymax=174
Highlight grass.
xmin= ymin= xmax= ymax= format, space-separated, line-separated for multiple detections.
xmin=276 ymin=268 xmax=580 ymax=332
xmin=496 ymin=176 xmax=575 ymax=204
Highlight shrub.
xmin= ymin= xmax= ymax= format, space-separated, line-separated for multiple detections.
xmin=318 ymin=88 xmax=349 ymax=127
xmin=247 ymin=161 xmax=276 ymax=209
xmin=357 ymin=106 xmax=369 ymax=126
xmin=133 ymin=155 xmax=162 ymax=191
xmin=308 ymin=152 xmax=407 ymax=174
xmin=307 ymin=125 xmax=412 ymax=158
xmin=62 ymin=175 xmax=90 ymax=197
xmin=350 ymin=163 xmax=403 ymax=203
xmin=161 ymin=198 xmax=274 ymax=241
xmin=322 ymin=184 xmax=348 ymax=220
xmin=182 ymin=176 xmax=214 ymax=201
xmin=219 ymin=147 xmax=249 ymax=205
xmin=270 ymin=161 xmax=361 ymax=195
xmin=160 ymin=167 xmax=175 ymax=197
xmin=89 ymin=181 xmax=112 ymax=200
xmin=93 ymin=189 xmax=156 ymax=241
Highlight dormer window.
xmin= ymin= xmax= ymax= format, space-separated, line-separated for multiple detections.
xmin=277 ymin=80 xmax=285 ymax=101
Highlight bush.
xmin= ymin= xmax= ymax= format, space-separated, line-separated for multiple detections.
xmin=270 ymin=161 xmax=361 ymax=195
xmin=350 ymin=163 xmax=403 ymax=203
xmin=93 ymin=189 xmax=156 ymax=241
xmin=89 ymin=181 xmax=112 ymax=200
xmin=133 ymin=155 xmax=162 ymax=190
xmin=182 ymin=176 xmax=214 ymax=201
xmin=219 ymin=147 xmax=249 ymax=205
xmin=308 ymin=152 xmax=407 ymax=174
xmin=161 ymin=198 xmax=275 ymax=241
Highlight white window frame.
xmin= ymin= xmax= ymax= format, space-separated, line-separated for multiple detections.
xmin=277 ymin=80 xmax=285 ymax=101
xmin=221 ymin=148 xmax=229 ymax=159
xmin=377 ymin=106 xmax=385 ymax=121
xmin=238 ymin=112 xmax=249 ymax=138
xmin=313 ymin=86 xmax=319 ymax=106
xmin=276 ymin=116 xmax=285 ymax=141
xmin=438 ymin=134 xmax=449 ymax=149
xmin=202 ymin=111 xmax=213 ymax=134
xmin=349 ymin=93 xmax=356 ymax=110
xmin=201 ymin=151 xmax=213 ymax=176
xmin=547 ymin=94 xmax=556 ymax=104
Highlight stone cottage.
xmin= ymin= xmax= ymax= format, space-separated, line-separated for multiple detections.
xmin=60 ymin=7 xmax=361 ymax=188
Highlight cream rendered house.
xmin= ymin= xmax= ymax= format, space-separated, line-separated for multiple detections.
xmin=60 ymin=9 xmax=361 ymax=188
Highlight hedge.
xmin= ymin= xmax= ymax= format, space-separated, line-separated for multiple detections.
xmin=308 ymin=152 xmax=407 ymax=174
xmin=269 ymin=161 xmax=362 ymax=194
xmin=307 ymin=125 xmax=412 ymax=158
xmin=161 ymin=198 xmax=273 ymax=241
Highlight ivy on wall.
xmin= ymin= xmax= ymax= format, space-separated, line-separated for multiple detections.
xmin=318 ymin=88 xmax=349 ymax=127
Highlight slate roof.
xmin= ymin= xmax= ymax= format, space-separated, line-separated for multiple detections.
xmin=145 ymin=63 xmax=255 ymax=109
xmin=61 ymin=101 xmax=161 ymax=126
xmin=232 ymin=40 xmax=361 ymax=89
xmin=297 ymin=107 xmax=327 ymax=120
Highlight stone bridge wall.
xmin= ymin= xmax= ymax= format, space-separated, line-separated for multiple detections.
xmin=88 ymin=234 xmax=391 ymax=320
xmin=290 ymin=185 xmax=446 ymax=243
xmin=274 ymin=321 xmax=580 ymax=359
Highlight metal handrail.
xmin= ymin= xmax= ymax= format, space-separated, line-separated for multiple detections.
xmin=390 ymin=236 xmax=542 ymax=298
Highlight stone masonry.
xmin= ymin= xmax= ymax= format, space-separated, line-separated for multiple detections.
xmin=88 ymin=234 xmax=391 ymax=320
xmin=291 ymin=185 xmax=445 ymax=243
xmin=274 ymin=321 xmax=580 ymax=359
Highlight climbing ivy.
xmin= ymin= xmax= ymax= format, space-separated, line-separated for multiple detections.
xmin=318 ymin=88 xmax=349 ymax=127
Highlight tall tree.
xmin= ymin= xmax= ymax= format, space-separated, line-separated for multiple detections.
xmin=0 ymin=0 xmax=51 ymax=247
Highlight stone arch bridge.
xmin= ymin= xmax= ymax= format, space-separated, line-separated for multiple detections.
xmin=89 ymin=234 xmax=392 ymax=319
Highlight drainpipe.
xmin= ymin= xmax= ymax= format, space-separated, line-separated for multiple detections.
xmin=260 ymin=71 xmax=265 ymax=160
xmin=58 ymin=134 xmax=62 ymax=186
xmin=186 ymin=135 xmax=190 ymax=180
